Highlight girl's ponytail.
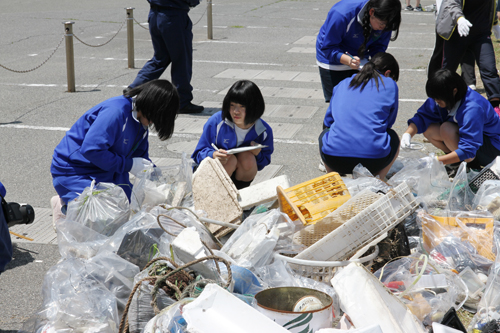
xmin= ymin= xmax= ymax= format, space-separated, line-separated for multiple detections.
xmin=357 ymin=10 xmax=372 ymax=59
xmin=349 ymin=52 xmax=399 ymax=92
xmin=349 ymin=61 xmax=380 ymax=91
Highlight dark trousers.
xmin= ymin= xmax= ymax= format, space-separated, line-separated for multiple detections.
xmin=130 ymin=7 xmax=193 ymax=108
xmin=460 ymin=48 xmax=477 ymax=87
xmin=318 ymin=67 xmax=357 ymax=103
xmin=443 ymin=32 xmax=500 ymax=101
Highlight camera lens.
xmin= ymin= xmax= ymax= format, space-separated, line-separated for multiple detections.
xmin=19 ymin=204 xmax=35 ymax=224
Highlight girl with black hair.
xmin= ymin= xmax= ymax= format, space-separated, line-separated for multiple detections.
xmin=402 ymin=69 xmax=500 ymax=168
xmin=316 ymin=0 xmax=401 ymax=103
xmin=50 ymin=79 xmax=179 ymax=207
xmin=191 ymin=80 xmax=274 ymax=189
xmin=319 ymin=52 xmax=400 ymax=179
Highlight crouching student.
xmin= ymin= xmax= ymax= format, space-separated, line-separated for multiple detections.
xmin=401 ymin=69 xmax=500 ymax=169
xmin=50 ymin=79 xmax=180 ymax=213
xmin=191 ymin=80 xmax=274 ymax=189
xmin=319 ymin=52 xmax=400 ymax=180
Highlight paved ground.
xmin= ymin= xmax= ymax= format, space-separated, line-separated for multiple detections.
xmin=0 ymin=0 xmax=450 ymax=330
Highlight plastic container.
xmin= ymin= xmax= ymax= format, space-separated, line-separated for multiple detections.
xmin=277 ymin=172 xmax=350 ymax=225
xmin=275 ymin=245 xmax=379 ymax=282
xmin=295 ymin=192 xmax=397 ymax=261
xmin=458 ymin=266 xmax=485 ymax=297
xmin=388 ymin=182 xmax=419 ymax=221
xmin=469 ymin=167 xmax=500 ymax=193
xmin=293 ymin=189 xmax=382 ymax=247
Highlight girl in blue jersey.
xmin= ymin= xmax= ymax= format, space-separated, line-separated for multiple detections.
xmin=317 ymin=0 xmax=401 ymax=103
xmin=50 ymin=79 xmax=179 ymax=207
xmin=319 ymin=52 xmax=400 ymax=179
xmin=401 ymin=69 xmax=500 ymax=168
xmin=191 ymin=80 xmax=274 ymax=189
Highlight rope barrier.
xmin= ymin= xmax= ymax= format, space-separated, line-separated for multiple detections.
xmin=133 ymin=17 xmax=149 ymax=30
xmin=0 ymin=34 xmax=65 ymax=73
xmin=73 ymin=19 xmax=126 ymax=47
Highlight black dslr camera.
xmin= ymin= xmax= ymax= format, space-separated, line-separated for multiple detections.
xmin=1 ymin=195 xmax=35 ymax=228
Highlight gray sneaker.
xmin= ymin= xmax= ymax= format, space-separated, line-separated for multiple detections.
xmin=415 ymin=5 xmax=423 ymax=11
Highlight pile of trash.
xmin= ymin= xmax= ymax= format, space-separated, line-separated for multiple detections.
xmin=19 ymin=153 xmax=500 ymax=333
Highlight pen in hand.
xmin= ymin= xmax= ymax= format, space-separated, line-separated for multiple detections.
xmin=211 ymin=143 xmax=219 ymax=151
xmin=345 ymin=52 xmax=355 ymax=59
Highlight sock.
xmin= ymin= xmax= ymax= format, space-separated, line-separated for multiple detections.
xmin=230 ymin=173 xmax=253 ymax=190
xmin=491 ymin=100 xmax=500 ymax=108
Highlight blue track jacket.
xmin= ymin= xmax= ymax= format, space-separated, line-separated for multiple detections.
xmin=409 ymin=88 xmax=500 ymax=161
xmin=316 ymin=0 xmax=392 ymax=70
xmin=51 ymin=96 xmax=149 ymax=203
xmin=191 ymin=111 xmax=274 ymax=171
xmin=0 ymin=181 xmax=12 ymax=273
xmin=322 ymin=74 xmax=398 ymax=158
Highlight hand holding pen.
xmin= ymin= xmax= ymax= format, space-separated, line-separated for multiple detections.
xmin=344 ymin=52 xmax=361 ymax=70
xmin=211 ymin=143 xmax=230 ymax=165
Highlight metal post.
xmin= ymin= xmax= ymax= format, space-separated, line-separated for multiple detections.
xmin=207 ymin=0 xmax=213 ymax=40
xmin=63 ymin=21 xmax=75 ymax=92
xmin=126 ymin=7 xmax=135 ymax=69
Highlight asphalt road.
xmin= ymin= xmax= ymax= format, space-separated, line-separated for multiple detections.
xmin=0 ymin=0 xmax=443 ymax=330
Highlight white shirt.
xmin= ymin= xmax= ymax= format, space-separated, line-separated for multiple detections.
xmin=234 ymin=125 xmax=253 ymax=147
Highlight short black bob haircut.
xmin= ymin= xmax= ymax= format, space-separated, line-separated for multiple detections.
xmin=124 ymin=79 xmax=179 ymax=140
xmin=349 ymin=52 xmax=399 ymax=92
xmin=222 ymin=80 xmax=265 ymax=126
xmin=426 ymin=68 xmax=468 ymax=110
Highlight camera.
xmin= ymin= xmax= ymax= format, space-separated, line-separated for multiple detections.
xmin=1 ymin=197 xmax=35 ymax=228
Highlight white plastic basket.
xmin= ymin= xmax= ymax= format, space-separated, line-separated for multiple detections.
xmin=295 ymin=193 xmax=397 ymax=261
xmin=275 ymin=246 xmax=379 ymax=283
xmin=389 ymin=182 xmax=419 ymax=222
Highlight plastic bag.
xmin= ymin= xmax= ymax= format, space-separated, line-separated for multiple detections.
xmin=346 ymin=176 xmax=392 ymax=197
xmin=352 ymin=163 xmax=375 ymax=179
xmin=221 ymin=209 xmax=294 ymax=270
xmin=39 ymin=258 xmax=120 ymax=333
xmin=468 ymin=222 xmax=500 ymax=331
xmin=473 ymin=180 xmax=500 ymax=216
xmin=373 ymin=255 xmax=467 ymax=327
xmin=419 ymin=210 xmax=494 ymax=275
xmin=56 ymin=216 xmax=109 ymax=259
xmin=131 ymin=153 xmax=193 ymax=212
xmin=66 ymin=180 xmax=130 ymax=236
xmin=446 ymin=162 xmax=475 ymax=211
xmin=142 ymin=299 xmax=193 ymax=333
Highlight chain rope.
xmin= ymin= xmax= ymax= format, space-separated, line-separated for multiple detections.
xmin=134 ymin=17 xmax=149 ymax=30
xmin=0 ymin=34 xmax=65 ymax=73
xmin=73 ymin=19 xmax=126 ymax=47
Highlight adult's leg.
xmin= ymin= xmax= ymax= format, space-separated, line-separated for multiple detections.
xmin=423 ymin=123 xmax=452 ymax=152
xmin=427 ymin=33 xmax=444 ymax=80
xmin=129 ymin=10 xmax=171 ymax=88
xmin=167 ymin=11 xmax=194 ymax=108
xmin=473 ymin=33 xmax=500 ymax=102
xmin=460 ymin=48 xmax=476 ymax=88
xmin=442 ymin=33 xmax=470 ymax=73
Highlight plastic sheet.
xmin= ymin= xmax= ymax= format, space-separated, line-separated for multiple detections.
xmin=66 ymin=180 xmax=130 ymax=236
xmin=131 ymin=153 xmax=193 ymax=212
xmin=221 ymin=209 xmax=294 ymax=270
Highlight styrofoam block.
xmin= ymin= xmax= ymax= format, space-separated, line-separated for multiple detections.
xmin=192 ymin=158 xmax=242 ymax=234
xmin=183 ymin=284 xmax=289 ymax=333
xmin=331 ymin=263 xmax=425 ymax=333
xmin=238 ymin=175 xmax=290 ymax=210
xmin=172 ymin=227 xmax=217 ymax=280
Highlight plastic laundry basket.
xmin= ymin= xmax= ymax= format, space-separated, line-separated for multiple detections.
xmin=277 ymin=172 xmax=350 ymax=226
xmin=275 ymin=246 xmax=379 ymax=283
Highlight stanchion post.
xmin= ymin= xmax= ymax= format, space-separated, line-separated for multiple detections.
xmin=207 ymin=0 xmax=213 ymax=40
xmin=63 ymin=21 xmax=76 ymax=92
xmin=126 ymin=7 xmax=135 ymax=69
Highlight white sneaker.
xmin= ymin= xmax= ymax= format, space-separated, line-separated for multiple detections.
xmin=469 ymin=84 xmax=477 ymax=90
xmin=319 ymin=160 xmax=326 ymax=172
xmin=50 ymin=195 xmax=65 ymax=231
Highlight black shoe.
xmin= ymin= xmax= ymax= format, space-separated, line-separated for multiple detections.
xmin=123 ymin=86 xmax=132 ymax=95
xmin=179 ymin=103 xmax=204 ymax=114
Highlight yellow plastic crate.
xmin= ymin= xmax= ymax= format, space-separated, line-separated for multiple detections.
xmin=277 ymin=172 xmax=350 ymax=225
xmin=423 ymin=215 xmax=495 ymax=261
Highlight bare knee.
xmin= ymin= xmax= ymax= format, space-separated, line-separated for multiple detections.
xmin=236 ymin=151 xmax=257 ymax=171
xmin=440 ymin=122 xmax=459 ymax=140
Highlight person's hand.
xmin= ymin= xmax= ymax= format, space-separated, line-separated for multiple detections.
xmin=457 ymin=17 xmax=472 ymax=37
xmin=130 ymin=158 xmax=153 ymax=177
xmin=348 ymin=56 xmax=361 ymax=70
xmin=250 ymin=141 xmax=261 ymax=156
xmin=213 ymin=149 xmax=230 ymax=165
xmin=401 ymin=133 xmax=412 ymax=149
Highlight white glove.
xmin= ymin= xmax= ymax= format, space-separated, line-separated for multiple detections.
xmin=419 ymin=156 xmax=434 ymax=165
xmin=401 ymin=133 xmax=412 ymax=149
xmin=130 ymin=158 xmax=153 ymax=177
xmin=457 ymin=17 xmax=472 ymax=37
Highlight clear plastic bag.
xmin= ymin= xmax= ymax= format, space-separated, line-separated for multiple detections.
xmin=39 ymin=258 xmax=120 ymax=333
xmin=142 ymin=299 xmax=193 ymax=333
xmin=56 ymin=216 xmax=109 ymax=259
xmin=131 ymin=153 xmax=193 ymax=213
xmin=446 ymin=162 xmax=475 ymax=211
xmin=66 ymin=180 xmax=130 ymax=236
xmin=473 ymin=180 xmax=500 ymax=217
xmin=221 ymin=209 xmax=294 ymax=270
